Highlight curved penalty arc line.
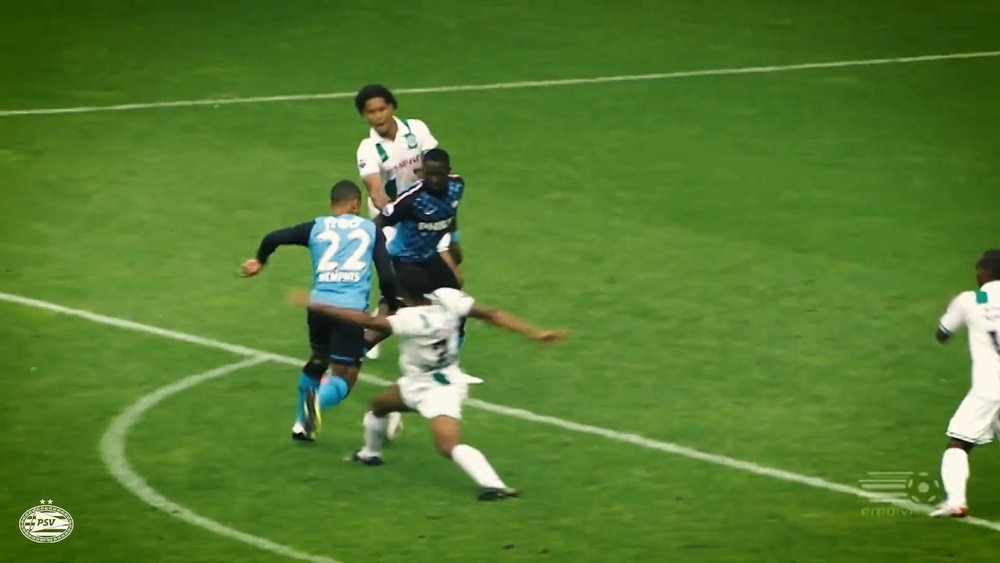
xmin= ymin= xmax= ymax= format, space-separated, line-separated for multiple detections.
xmin=98 ymin=355 xmax=342 ymax=563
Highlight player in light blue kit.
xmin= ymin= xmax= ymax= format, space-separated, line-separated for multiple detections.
xmin=241 ymin=181 xmax=397 ymax=441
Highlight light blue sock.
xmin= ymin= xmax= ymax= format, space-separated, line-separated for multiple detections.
xmin=319 ymin=375 xmax=350 ymax=410
xmin=295 ymin=372 xmax=320 ymax=423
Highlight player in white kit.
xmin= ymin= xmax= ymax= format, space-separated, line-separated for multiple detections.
xmin=930 ymin=249 xmax=1000 ymax=518
xmin=354 ymin=84 xmax=438 ymax=222
xmin=354 ymin=84 xmax=453 ymax=366
xmin=302 ymin=264 xmax=565 ymax=500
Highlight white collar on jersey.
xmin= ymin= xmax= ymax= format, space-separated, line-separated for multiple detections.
xmin=369 ymin=116 xmax=409 ymax=142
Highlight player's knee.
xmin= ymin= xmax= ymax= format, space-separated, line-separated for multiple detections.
xmin=302 ymin=357 xmax=327 ymax=379
xmin=947 ymin=438 xmax=975 ymax=452
xmin=329 ymin=364 xmax=359 ymax=386
xmin=369 ymin=397 xmax=393 ymax=417
xmin=430 ymin=421 xmax=460 ymax=458
xmin=434 ymin=441 xmax=456 ymax=459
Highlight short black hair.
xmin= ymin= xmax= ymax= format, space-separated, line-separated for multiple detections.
xmin=354 ymin=84 xmax=397 ymax=114
xmin=980 ymin=249 xmax=1000 ymax=278
xmin=423 ymin=147 xmax=450 ymax=167
xmin=395 ymin=264 xmax=435 ymax=299
xmin=330 ymin=180 xmax=361 ymax=204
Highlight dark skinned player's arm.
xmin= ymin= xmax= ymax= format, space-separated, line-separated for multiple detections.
xmin=307 ymin=303 xmax=393 ymax=333
xmin=447 ymin=212 xmax=463 ymax=265
xmin=372 ymin=228 xmax=398 ymax=310
xmin=365 ymin=228 xmax=398 ymax=346
xmin=468 ymin=304 xmax=563 ymax=342
xmin=255 ymin=221 xmax=313 ymax=264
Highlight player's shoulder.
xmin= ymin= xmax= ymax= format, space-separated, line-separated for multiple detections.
xmin=447 ymin=174 xmax=466 ymax=195
xmin=396 ymin=181 xmax=425 ymax=203
xmin=357 ymin=136 xmax=377 ymax=151
xmin=405 ymin=117 xmax=431 ymax=131
xmin=953 ymin=290 xmax=978 ymax=303
xmin=430 ymin=287 xmax=474 ymax=311
xmin=382 ymin=184 xmax=422 ymax=217
xmin=390 ymin=306 xmax=421 ymax=322
xmin=947 ymin=290 xmax=978 ymax=310
xmin=355 ymin=214 xmax=377 ymax=231
xmin=313 ymin=214 xmax=372 ymax=228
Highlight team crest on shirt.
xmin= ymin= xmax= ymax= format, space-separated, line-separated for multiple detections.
xmin=404 ymin=132 xmax=418 ymax=149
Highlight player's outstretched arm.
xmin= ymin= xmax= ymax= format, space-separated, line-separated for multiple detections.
xmin=311 ymin=303 xmax=394 ymax=332
xmin=468 ymin=305 xmax=565 ymax=343
xmin=241 ymin=221 xmax=313 ymax=277
xmin=287 ymin=290 xmax=394 ymax=332
xmin=288 ymin=289 xmax=392 ymax=333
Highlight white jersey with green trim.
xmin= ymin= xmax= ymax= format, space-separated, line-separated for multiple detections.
xmin=938 ymin=280 xmax=1000 ymax=399
xmin=356 ymin=116 xmax=438 ymax=202
xmin=386 ymin=288 xmax=473 ymax=383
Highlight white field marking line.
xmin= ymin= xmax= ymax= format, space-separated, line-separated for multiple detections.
xmin=2 ymin=50 xmax=999 ymax=117
xmin=98 ymin=356 xmax=342 ymax=563
xmin=6 ymin=290 xmax=1000 ymax=534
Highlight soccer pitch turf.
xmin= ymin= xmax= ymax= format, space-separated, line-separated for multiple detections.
xmin=2 ymin=1 xmax=999 ymax=562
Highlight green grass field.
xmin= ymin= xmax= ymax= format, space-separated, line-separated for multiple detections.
xmin=2 ymin=1 xmax=999 ymax=561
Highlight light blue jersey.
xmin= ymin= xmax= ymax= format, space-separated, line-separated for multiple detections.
xmin=307 ymin=214 xmax=378 ymax=309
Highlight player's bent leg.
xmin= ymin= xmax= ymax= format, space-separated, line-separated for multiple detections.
xmin=933 ymin=438 xmax=973 ymax=518
xmin=429 ymin=415 xmax=461 ymax=458
xmin=353 ymin=385 xmax=409 ymax=466
xmin=370 ymin=383 xmax=408 ymax=417
xmin=428 ymin=414 xmax=517 ymax=501
xmin=932 ymin=393 xmax=998 ymax=517
xmin=319 ymin=320 xmax=365 ymax=418
xmin=319 ymin=363 xmax=358 ymax=412
xmin=292 ymin=353 xmax=327 ymax=442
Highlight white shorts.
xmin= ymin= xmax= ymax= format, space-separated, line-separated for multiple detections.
xmin=398 ymin=373 xmax=479 ymax=420
xmin=946 ymin=392 xmax=1000 ymax=445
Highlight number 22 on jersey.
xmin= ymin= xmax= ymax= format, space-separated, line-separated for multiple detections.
xmin=316 ymin=218 xmax=371 ymax=282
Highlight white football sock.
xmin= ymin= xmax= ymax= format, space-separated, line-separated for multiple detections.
xmin=941 ymin=447 xmax=969 ymax=508
xmin=359 ymin=411 xmax=388 ymax=457
xmin=451 ymin=444 xmax=505 ymax=489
